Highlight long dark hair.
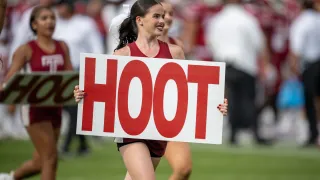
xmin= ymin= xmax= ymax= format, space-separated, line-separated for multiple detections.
xmin=115 ymin=0 xmax=161 ymax=51
xmin=29 ymin=6 xmax=53 ymax=35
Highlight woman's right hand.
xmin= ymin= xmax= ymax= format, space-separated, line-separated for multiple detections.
xmin=74 ymin=85 xmax=86 ymax=103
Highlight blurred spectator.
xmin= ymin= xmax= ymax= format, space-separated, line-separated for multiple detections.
xmin=276 ymin=62 xmax=307 ymax=144
xmin=180 ymin=0 xmax=222 ymax=61
xmin=0 ymin=0 xmax=28 ymax=140
xmin=244 ymin=1 xmax=288 ymax=133
xmin=54 ymin=0 xmax=103 ymax=70
xmin=207 ymin=0 xmax=271 ymax=146
xmin=289 ymin=0 xmax=320 ymax=147
xmin=7 ymin=0 xmax=34 ymax=41
xmin=53 ymin=0 xmax=104 ymax=156
xmin=86 ymin=0 xmax=107 ymax=44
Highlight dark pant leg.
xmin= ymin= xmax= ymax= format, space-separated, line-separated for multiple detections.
xmin=62 ymin=105 xmax=89 ymax=152
xmin=226 ymin=66 xmax=257 ymax=143
xmin=302 ymin=62 xmax=320 ymax=144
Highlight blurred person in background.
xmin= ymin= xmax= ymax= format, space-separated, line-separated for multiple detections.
xmin=180 ymin=0 xmax=222 ymax=61
xmin=54 ymin=0 xmax=104 ymax=157
xmin=0 ymin=0 xmax=11 ymax=140
xmin=284 ymin=0 xmax=301 ymax=21
xmin=159 ymin=0 xmax=184 ymax=40
xmin=244 ymin=0 xmax=289 ymax=141
xmin=0 ymin=9 xmax=27 ymax=140
xmin=244 ymin=0 xmax=279 ymax=121
xmin=289 ymin=0 xmax=320 ymax=147
xmin=244 ymin=0 xmax=302 ymax=142
xmin=7 ymin=0 xmax=36 ymax=42
xmin=207 ymin=0 xmax=272 ymax=146
xmin=0 ymin=6 xmax=73 ymax=180
xmin=0 ymin=0 xmax=8 ymax=137
xmin=86 ymin=0 xmax=107 ymax=49
xmin=276 ymin=61 xmax=307 ymax=144
xmin=4 ymin=1 xmax=56 ymax=136
xmin=157 ymin=0 xmax=183 ymax=48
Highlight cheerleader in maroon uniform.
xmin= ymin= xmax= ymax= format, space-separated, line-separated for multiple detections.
xmin=0 ymin=6 xmax=72 ymax=180
xmin=157 ymin=1 xmax=183 ymax=49
xmin=74 ymin=0 xmax=227 ymax=179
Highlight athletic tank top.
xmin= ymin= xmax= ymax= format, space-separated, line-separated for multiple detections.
xmin=128 ymin=40 xmax=173 ymax=59
xmin=169 ymin=37 xmax=176 ymax=45
xmin=26 ymin=40 xmax=66 ymax=72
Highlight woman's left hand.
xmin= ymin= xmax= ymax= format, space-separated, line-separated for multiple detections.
xmin=218 ymin=98 xmax=228 ymax=116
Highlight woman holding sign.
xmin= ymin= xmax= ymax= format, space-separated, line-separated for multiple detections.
xmin=74 ymin=0 xmax=227 ymax=179
xmin=0 ymin=6 xmax=73 ymax=180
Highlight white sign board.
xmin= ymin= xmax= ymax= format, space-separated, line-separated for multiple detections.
xmin=77 ymin=53 xmax=225 ymax=144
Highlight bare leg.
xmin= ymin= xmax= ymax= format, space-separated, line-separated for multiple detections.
xmin=13 ymin=127 xmax=60 ymax=179
xmin=120 ymin=142 xmax=159 ymax=180
xmin=165 ymin=142 xmax=192 ymax=180
xmin=124 ymin=157 xmax=161 ymax=180
xmin=13 ymin=122 xmax=59 ymax=180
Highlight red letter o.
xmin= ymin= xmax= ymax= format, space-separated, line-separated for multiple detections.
xmin=153 ymin=63 xmax=188 ymax=138
xmin=118 ymin=60 xmax=153 ymax=135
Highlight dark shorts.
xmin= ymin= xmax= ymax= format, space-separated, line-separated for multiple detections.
xmin=116 ymin=138 xmax=167 ymax=158
xmin=21 ymin=106 xmax=62 ymax=128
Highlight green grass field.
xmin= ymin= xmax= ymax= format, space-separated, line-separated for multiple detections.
xmin=1 ymin=140 xmax=320 ymax=180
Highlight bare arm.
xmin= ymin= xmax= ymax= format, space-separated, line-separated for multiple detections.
xmin=60 ymin=41 xmax=73 ymax=71
xmin=173 ymin=38 xmax=185 ymax=51
xmin=2 ymin=43 xmax=29 ymax=115
xmin=0 ymin=0 xmax=6 ymax=34
xmin=259 ymin=42 xmax=271 ymax=74
xmin=113 ymin=46 xmax=130 ymax=56
xmin=259 ymin=34 xmax=270 ymax=67
xmin=288 ymin=50 xmax=300 ymax=75
xmin=169 ymin=44 xmax=185 ymax=60
xmin=3 ymin=45 xmax=31 ymax=85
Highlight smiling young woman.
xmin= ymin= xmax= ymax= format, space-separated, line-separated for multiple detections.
xmin=73 ymin=0 xmax=227 ymax=179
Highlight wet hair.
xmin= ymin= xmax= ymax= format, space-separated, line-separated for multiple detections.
xmin=29 ymin=6 xmax=53 ymax=35
xmin=115 ymin=0 xmax=162 ymax=51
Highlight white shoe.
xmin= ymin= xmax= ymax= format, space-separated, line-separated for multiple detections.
xmin=0 ymin=171 xmax=14 ymax=180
